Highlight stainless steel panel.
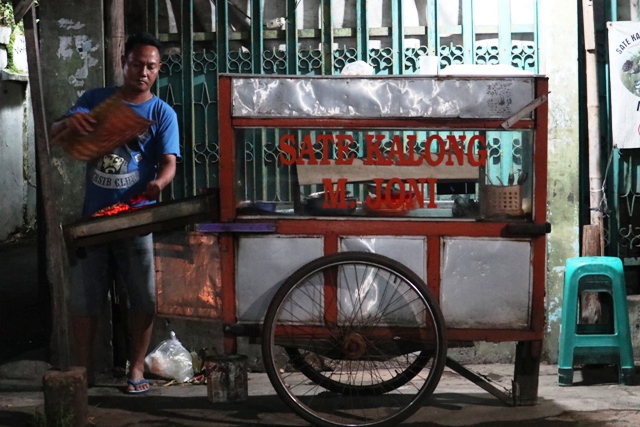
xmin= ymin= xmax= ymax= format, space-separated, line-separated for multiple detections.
xmin=339 ymin=237 xmax=428 ymax=326
xmin=440 ymin=237 xmax=532 ymax=329
xmin=340 ymin=236 xmax=427 ymax=281
xmin=231 ymin=75 xmax=535 ymax=119
xmin=236 ymin=236 xmax=324 ymax=323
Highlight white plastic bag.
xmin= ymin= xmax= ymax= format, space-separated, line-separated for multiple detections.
xmin=144 ymin=331 xmax=194 ymax=383
xmin=340 ymin=60 xmax=374 ymax=75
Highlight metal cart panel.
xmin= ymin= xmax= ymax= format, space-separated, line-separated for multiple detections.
xmin=232 ymin=76 xmax=536 ymax=119
xmin=440 ymin=237 xmax=533 ymax=329
xmin=340 ymin=236 xmax=427 ymax=281
xmin=236 ymin=235 xmax=324 ymax=323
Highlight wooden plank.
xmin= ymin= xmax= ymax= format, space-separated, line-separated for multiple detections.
xmin=24 ymin=6 xmax=72 ymax=370
xmin=67 ymin=214 xmax=213 ymax=249
xmin=446 ymin=329 xmax=544 ymax=342
xmin=513 ymin=340 xmax=542 ymax=405
xmin=297 ymin=159 xmax=480 ymax=185
xmin=501 ymin=94 xmax=548 ymax=130
xmin=583 ymin=0 xmax=604 ymax=228
xmin=582 ymin=223 xmax=603 ymax=256
xmin=580 ymin=223 xmax=608 ymax=325
xmin=64 ymin=194 xmax=218 ymax=240
xmin=11 ymin=0 xmax=33 ymax=23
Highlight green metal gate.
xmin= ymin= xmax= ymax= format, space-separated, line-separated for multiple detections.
xmin=142 ymin=0 xmax=539 ymax=201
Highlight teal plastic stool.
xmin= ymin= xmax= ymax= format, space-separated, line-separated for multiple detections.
xmin=558 ymin=256 xmax=634 ymax=386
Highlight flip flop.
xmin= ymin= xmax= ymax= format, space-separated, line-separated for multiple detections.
xmin=126 ymin=378 xmax=150 ymax=395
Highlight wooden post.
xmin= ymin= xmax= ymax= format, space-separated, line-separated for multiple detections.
xmin=582 ymin=0 xmax=603 ymax=231
xmin=11 ymin=0 xmax=34 ymax=22
xmin=582 ymin=223 xmax=603 ymax=257
xmin=105 ymin=0 xmax=124 ymax=87
xmin=26 ymin=5 xmax=88 ymax=423
xmin=513 ymin=340 xmax=542 ymax=406
xmin=23 ymin=4 xmax=72 ymax=370
xmin=206 ymin=355 xmax=248 ymax=403
xmin=43 ymin=368 xmax=88 ymax=427
xmin=104 ymin=0 xmax=126 ymax=370
xmin=581 ymin=222 xmax=613 ymax=325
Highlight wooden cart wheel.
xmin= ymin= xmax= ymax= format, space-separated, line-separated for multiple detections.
xmin=261 ymin=252 xmax=447 ymax=427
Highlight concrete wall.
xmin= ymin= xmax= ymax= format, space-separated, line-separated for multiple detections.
xmin=39 ymin=1 xmax=105 ymax=223
xmin=0 ymin=75 xmax=35 ymax=241
xmin=538 ymin=0 xmax=581 ymax=363
xmin=0 ymin=2 xmax=105 ymax=239
xmin=0 ymin=23 xmax=35 ymax=242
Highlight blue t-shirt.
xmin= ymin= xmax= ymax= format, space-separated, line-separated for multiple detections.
xmin=66 ymin=87 xmax=181 ymax=218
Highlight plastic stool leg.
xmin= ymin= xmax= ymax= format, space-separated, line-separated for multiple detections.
xmin=620 ymin=368 xmax=634 ymax=385
xmin=558 ymin=368 xmax=574 ymax=386
xmin=558 ymin=259 xmax=580 ymax=386
xmin=610 ymin=266 xmax=635 ymax=385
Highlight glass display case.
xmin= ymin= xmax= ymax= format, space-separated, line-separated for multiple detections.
xmin=233 ymin=127 xmax=534 ymax=220
xmin=224 ymin=75 xmax=541 ymax=223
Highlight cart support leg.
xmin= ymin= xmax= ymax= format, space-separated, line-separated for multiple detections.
xmin=513 ymin=340 xmax=542 ymax=406
xmin=445 ymin=357 xmax=515 ymax=406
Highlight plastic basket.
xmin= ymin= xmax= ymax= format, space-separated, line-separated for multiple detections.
xmin=481 ymin=184 xmax=523 ymax=217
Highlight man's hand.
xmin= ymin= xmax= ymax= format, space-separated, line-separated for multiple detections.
xmin=51 ymin=112 xmax=98 ymax=139
xmin=66 ymin=112 xmax=98 ymax=136
xmin=143 ymin=154 xmax=177 ymax=201
xmin=144 ymin=180 xmax=163 ymax=201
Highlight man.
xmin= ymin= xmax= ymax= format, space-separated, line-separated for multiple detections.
xmin=50 ymin=33 xmax=180 ymax=394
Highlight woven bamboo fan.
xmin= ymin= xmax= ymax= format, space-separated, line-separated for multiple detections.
xmin=51 ymin=95 xmax=155 ymax=161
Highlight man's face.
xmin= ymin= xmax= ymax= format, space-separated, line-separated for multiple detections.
xmin=121 ymin=44 xmax=161 ymax=94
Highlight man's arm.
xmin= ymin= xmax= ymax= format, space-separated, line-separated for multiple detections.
xmin=144 ymin=154 xmax=177 ymax=200
xmin=50 ymin=113 xmax=97 ymax=139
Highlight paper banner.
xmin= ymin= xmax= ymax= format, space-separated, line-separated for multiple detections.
xmin=608 ymin=21 xmax=640 ymax=149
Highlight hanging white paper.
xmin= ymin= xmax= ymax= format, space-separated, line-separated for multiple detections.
xmin=607 ymin=21 xmax=640 ymax=149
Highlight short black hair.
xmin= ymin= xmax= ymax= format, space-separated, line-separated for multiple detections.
xmin=124 ymin=33 xmax=162 ymax=57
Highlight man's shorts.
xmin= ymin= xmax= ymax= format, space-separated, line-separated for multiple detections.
xmin=70 ymin=234 xmax=156 ymax=316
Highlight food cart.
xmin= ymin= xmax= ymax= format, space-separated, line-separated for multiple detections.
xmin=192 ymin=73 xmax=550 ymax=427
xmin=64 ymin=71 xmax=548 ymax=426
